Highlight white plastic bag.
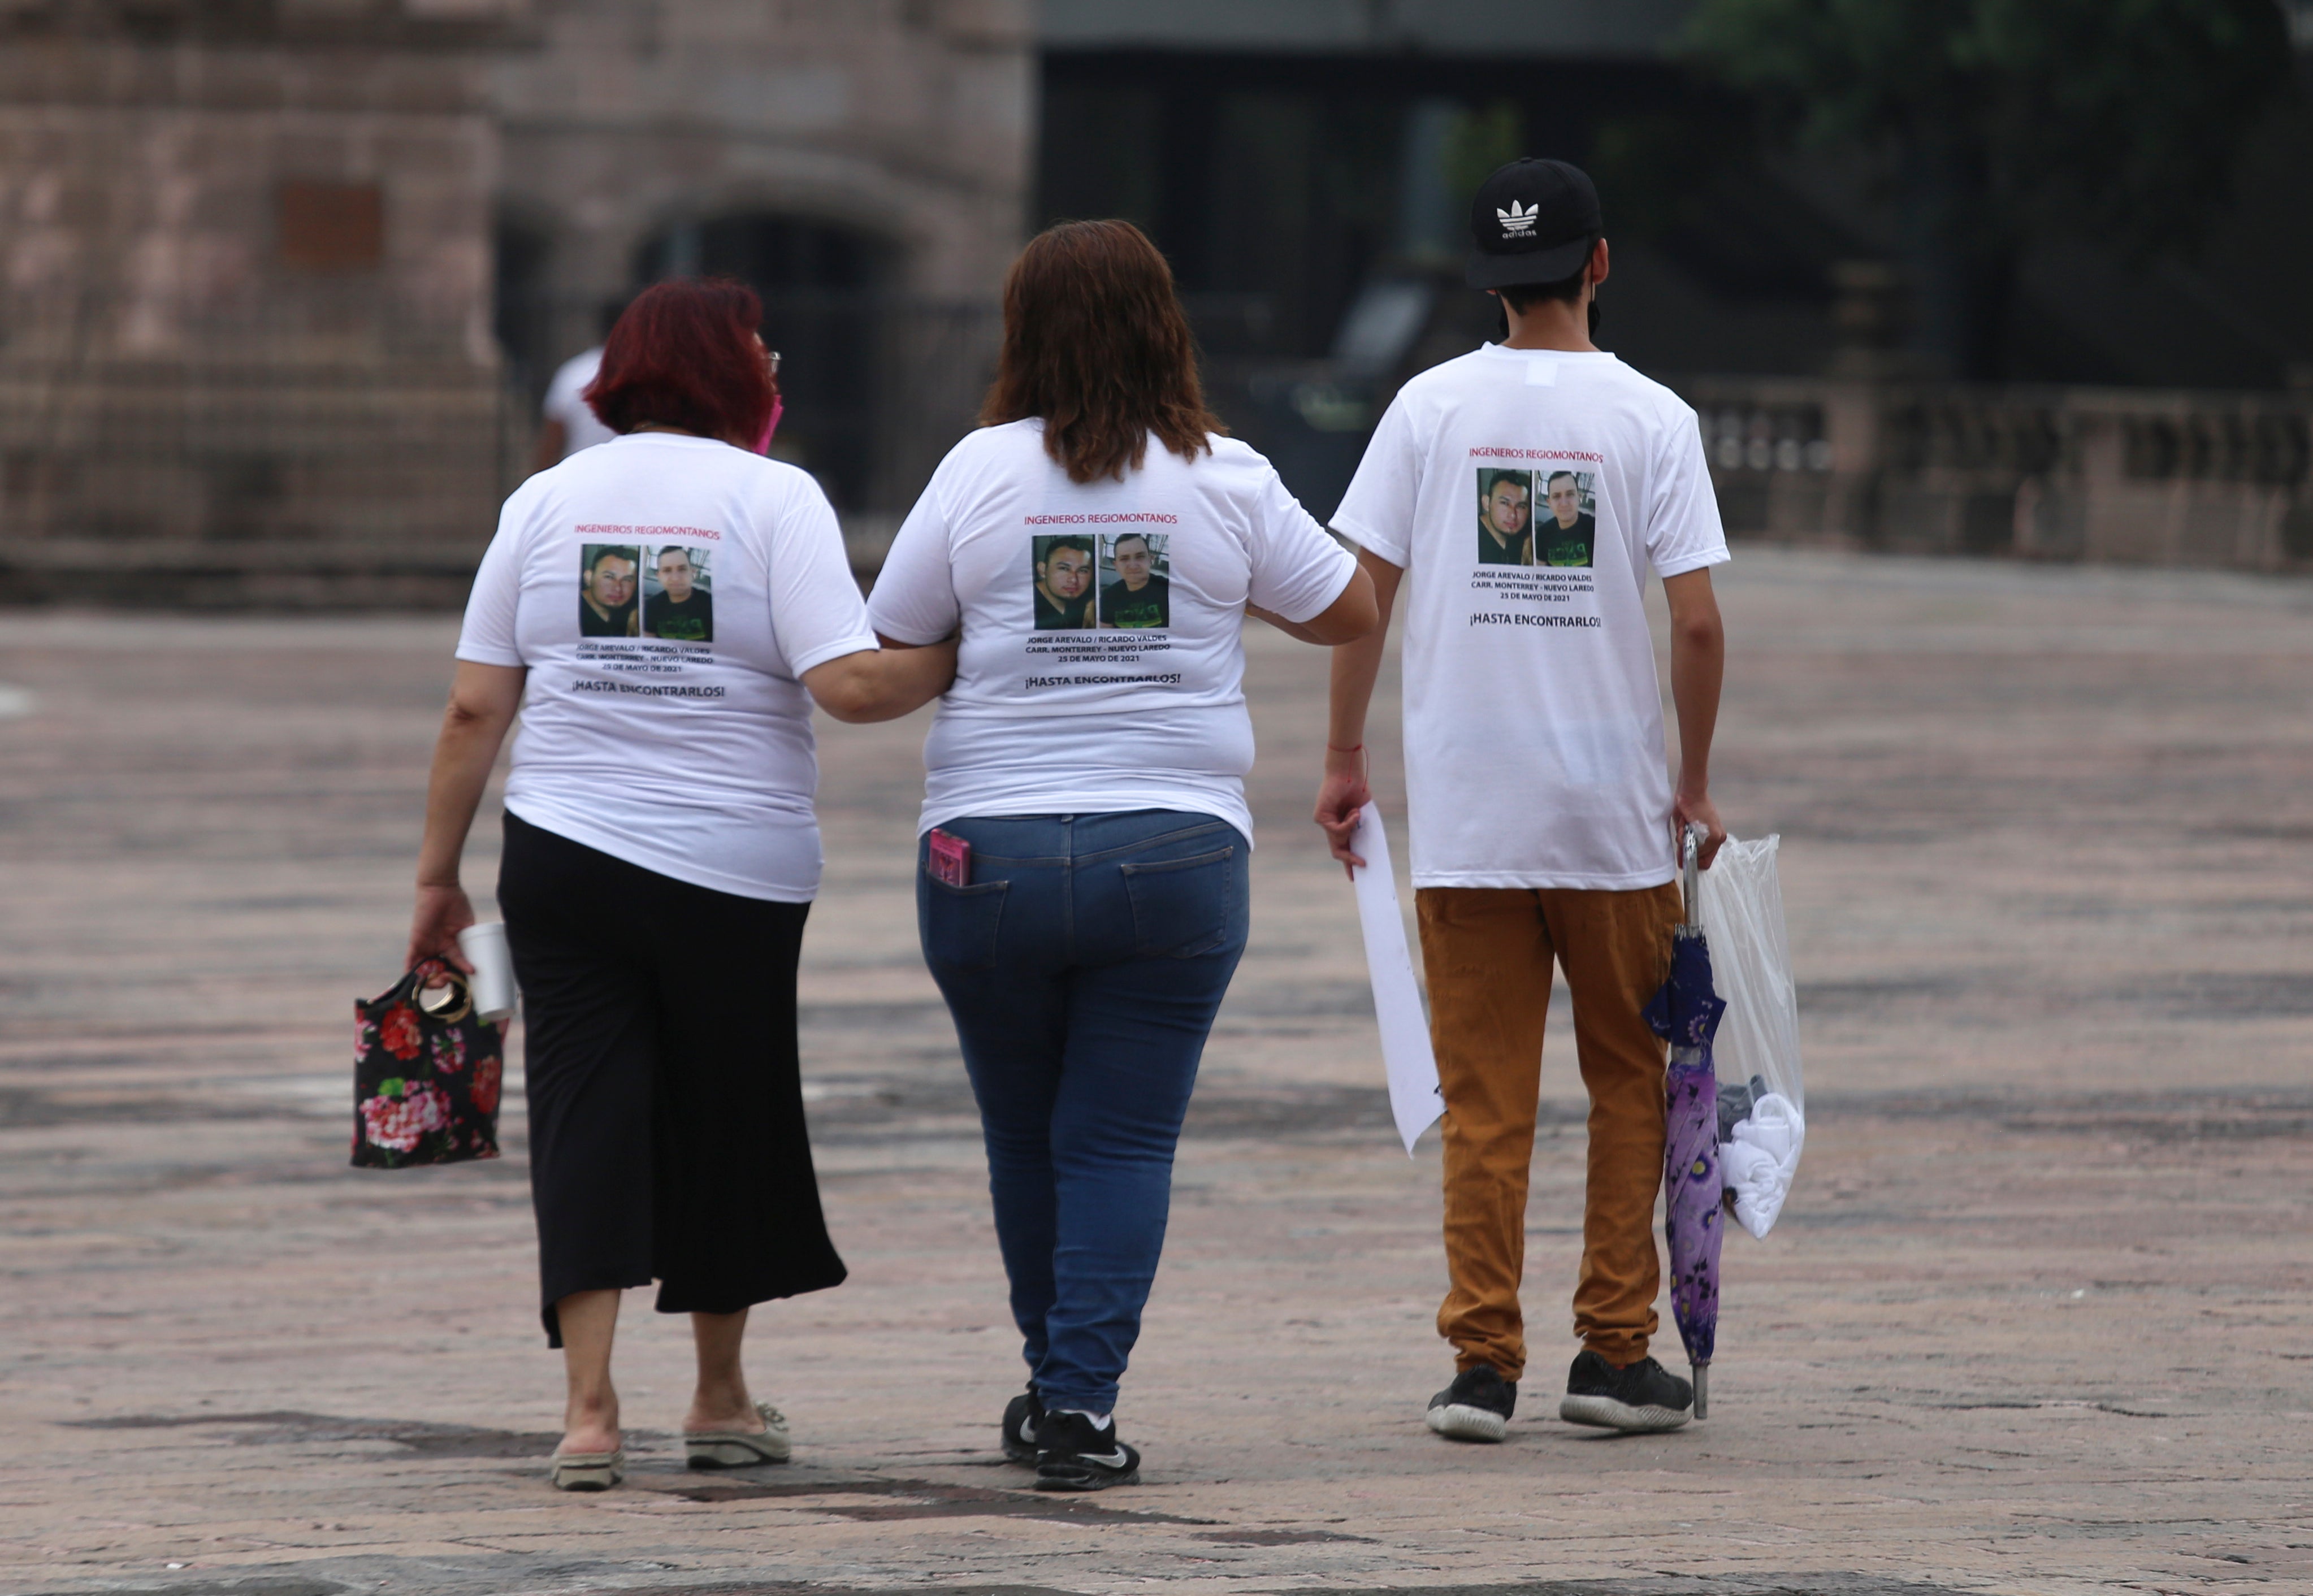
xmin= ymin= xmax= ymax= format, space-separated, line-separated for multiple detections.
xmin=1694 ymin=834 xmax=1804 ymax=1238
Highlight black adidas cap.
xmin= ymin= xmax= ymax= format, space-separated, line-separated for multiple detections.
xmin=1466 ymin=158 xmax=1601 ymax=290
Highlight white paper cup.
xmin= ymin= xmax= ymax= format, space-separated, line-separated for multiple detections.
xmin=457 ymin=921 xmax=518 ymax=1023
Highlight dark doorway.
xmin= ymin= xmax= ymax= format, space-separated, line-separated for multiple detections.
xmin=637 ymin=214 xmax=895 ymax=511
xmin=492 ymin=209 xmax=555 ymax=398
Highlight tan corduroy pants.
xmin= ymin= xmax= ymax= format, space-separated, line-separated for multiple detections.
xmin=1415 ymin=882 xmax=1680 ymax=1380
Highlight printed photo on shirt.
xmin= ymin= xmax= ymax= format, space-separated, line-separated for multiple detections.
xmin=1029 ymin=534 xmax=1097 ymax=630
xmin=642 ymin=545 xmax=716 ymax=643
xmin=1475 ymin=469 xmax=1534 ymax=566
xmin=1098 ymin=531 xmax=1171 ymax=630
xmin=1536 ymin=470 xmax=1597 ymax=568
xmin=579 ymin=543 xmax=640 ymax=637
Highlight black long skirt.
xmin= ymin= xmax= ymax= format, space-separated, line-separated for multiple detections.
xmin=497 ymin=812 xmax=847 ymax=1346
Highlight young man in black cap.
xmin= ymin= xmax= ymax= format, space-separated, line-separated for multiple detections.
xmin=1315 ymin=158 xmax=1730 ymax=1441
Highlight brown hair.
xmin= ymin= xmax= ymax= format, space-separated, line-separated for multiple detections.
xmin=980 ymin=220 xmax=1224 ymax=483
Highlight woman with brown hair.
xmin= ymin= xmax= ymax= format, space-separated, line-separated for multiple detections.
xmin=868 ymin=220 xmax=1376 ymax=1490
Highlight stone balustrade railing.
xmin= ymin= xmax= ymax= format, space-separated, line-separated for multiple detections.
xmin=1673 ymin=377 xmax=2313 ymax=573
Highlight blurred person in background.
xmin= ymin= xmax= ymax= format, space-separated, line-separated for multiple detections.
xmin=868 ymin=220 xmax=1376 ymax=1491
xmin=531 ymin=298 xmax=629 ymax=471
xmin=406 ymin=277 xmax=956 ymax=1493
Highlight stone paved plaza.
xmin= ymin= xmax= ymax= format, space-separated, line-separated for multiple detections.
xmin=1 ymin=549 xmax=2308 ymax=1596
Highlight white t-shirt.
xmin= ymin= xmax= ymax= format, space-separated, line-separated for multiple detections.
xmin=456 ymin=432 xmax=879 ymax=901
xmin=1332 ymin=345 xmax=1729 ymax=890
xmin=867 ymin=419 xmax=1356 ymax=841
xmin=541 ymin=348 xmax=618 ymax=457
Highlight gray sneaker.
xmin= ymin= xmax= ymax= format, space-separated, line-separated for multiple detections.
xmin=1558 ymin=1350 xmax=1693 ymax=1433
xmin=1426 ymin=1362 xmax=1517 ymax=1442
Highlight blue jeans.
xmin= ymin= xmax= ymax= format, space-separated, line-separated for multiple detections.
xmin=917 ymin=810 xmax=1250 ymax=1414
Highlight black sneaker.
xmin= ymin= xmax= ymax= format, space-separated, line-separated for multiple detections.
xmin=1033 ymin=1409 xmax=1140 ymax=1491
xmin=1426 ymin=1362 xmax=1517 ymax=1442
xmin=1000 ymin=1387 xmax=1044 ymax=1464
xmin=1558 ymin=1350 xmax=1693 ymax=1433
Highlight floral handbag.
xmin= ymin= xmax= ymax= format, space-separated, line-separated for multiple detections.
xmin=351 ymin=960 xmax=506 ymax=1169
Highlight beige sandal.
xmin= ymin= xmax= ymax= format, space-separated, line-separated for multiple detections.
xmin=549 ymin=1448 xmax=625 ymax=1491
xmin=685 ymin=1401 xmax=791 ymax=1468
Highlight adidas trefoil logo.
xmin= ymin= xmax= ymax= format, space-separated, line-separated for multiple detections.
xmin=1497 ymin=200 xmax=1539 ymax=238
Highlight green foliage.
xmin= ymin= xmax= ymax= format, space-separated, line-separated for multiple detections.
xmin=1683 ymin=0 xmax=2293 ymax=258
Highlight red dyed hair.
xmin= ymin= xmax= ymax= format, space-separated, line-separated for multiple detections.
xmin=583 ymin=277 xmax=777 ymax=444
xmin=981 ymin=220 xmax=1223 ymax=483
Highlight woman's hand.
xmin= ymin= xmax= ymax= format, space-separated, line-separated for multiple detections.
xmin=409 ymin=883 xmax=478 ymax=972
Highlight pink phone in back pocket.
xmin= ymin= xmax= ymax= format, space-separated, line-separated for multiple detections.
xmin=927 ymin=828 xmax=971 ymax=887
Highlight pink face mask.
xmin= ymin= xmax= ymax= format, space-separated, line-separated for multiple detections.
xmin=754 ymin=397 xmax=783 ymax=454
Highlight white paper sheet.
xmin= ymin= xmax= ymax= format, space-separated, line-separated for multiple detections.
xmin=1350 ymin=802 xmax=1444 ymax=1155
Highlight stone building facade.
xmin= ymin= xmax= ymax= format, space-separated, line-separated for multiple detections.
xmin=0 ymin=0 xmax=1033 ymax=604
xmin=0 ymin=0 xmax=519 ymax=604
xmin=491 ymin=0 xmax=1031 ymax=524
xmin=496 ymin=0 xmax=1028 ymax=342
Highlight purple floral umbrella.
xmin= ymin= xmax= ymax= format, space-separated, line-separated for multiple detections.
xmin=1644 ymin=829 xmax=1729 ymax=1417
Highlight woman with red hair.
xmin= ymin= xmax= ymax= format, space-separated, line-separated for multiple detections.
xmin=406 ymin=277 xmax=955 ymax=1491
xmin=869 ymin=221 xmax=1378 ymax=1490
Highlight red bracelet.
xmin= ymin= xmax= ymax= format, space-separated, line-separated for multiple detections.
xmin=1327 ymin=743 xmax=1363 ymax=754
